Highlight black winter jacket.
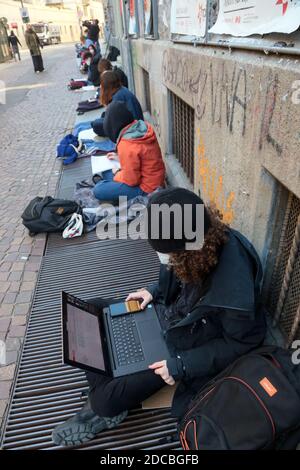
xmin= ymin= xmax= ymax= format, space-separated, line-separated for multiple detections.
xmin=88 ymin=52 xmax=101 ymax=86
xmin=148 ymin=229 xmax=267 ymax=416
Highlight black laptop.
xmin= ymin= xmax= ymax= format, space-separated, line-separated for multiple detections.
xmin=61 ymin=291 xmax=171 ymax=377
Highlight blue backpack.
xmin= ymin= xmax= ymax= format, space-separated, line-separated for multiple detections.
xmin=57 ymin=134 xmax=84 ymax=165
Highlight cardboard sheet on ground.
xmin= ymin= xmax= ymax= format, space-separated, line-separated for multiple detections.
xmin=91 ymin=155 xmax=120 ymax=175
xmin=142 ymin=383 xmax=178 ymax=410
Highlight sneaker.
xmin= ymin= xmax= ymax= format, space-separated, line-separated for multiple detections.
xmin=52 ymin=399 xmax=128 ymax=447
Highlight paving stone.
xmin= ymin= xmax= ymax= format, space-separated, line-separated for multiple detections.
xmin=0 ymin=273 xmax=9 ymax=282
xmin=0 ymin=318 xmax=11 ymax=334
xmin=5 ymin=350 xmax=18 ymax=365
xmin=5 ymin=337 xmax=22 ymax=352
xmin=4 ymin=253 xmax=20 ymax=262
xmin=2 ymin=293 xmax=17 ymax=304
xmin=11 ymin=262 xmax=25 ymax=272
xmin=0 ymin=282 xmax=10 ymax=294
xmin=8 ymin=271 xmax=22 ymax=281
xmin=11 ymin=316 xmax=26 ymax=326
xmin=24 ymin=263 xmax=40 ymax=272
xmin=0 ymin=263 xmax=12 ymax=273
xmin=0 ymin=364 xmax=15 ymax=381
xmin=16 ymin=291 xmax=32 ymax=304
xmin=8 ymin=325 xmax=26 ymax=338
xmin=20 ymin=282 xmax=35 ymax=292
xmin=13 ymin=303 xmax=30 ymax=316
xmin=0 ymin=305 xmax=14 ymax=317
xmin=0 ymin=381 xmax=12 ymax=400
xmin=22 ymin=272 xmax=37 ymax=282
xmin=0 ymin=399 xmax=7 ymax=418
xmin=8 ymin=282 xmax=21 ymax=293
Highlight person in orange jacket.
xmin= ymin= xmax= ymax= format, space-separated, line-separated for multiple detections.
xmin=93 ymin=101 xmax=165 ymax=203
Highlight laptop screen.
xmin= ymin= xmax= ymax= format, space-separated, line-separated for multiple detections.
xmin=66 ymin=302 xmax=106 ymax=372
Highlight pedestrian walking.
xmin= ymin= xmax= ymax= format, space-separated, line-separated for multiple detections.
xmin=8 ymin=31 xmax=22 ymax=61
xmin=25 ymin=25 xmax=44 ymax=73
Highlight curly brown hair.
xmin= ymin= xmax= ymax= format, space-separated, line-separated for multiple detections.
xmin=169 ymin=205 xmax=229 ymax=284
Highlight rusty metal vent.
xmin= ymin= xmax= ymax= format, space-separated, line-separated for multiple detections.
xmin=1 ymin=161 xmax=179 ymax=450
xmin=171 ymin=92 xmax=195 ymax=184
xmin=267 ymin=191 xmax=300 ymax=345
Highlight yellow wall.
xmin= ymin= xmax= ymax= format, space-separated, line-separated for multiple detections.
xmin=0 ymin=0 xmax=104 ymax=47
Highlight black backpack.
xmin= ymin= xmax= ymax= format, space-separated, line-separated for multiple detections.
xmin=21 ymin=196 xmax=81 ymax=236
xmin=179 ymin=346 xmax=300 ymax=450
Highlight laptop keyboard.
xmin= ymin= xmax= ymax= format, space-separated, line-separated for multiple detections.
xmin=111 ymin=314 xmax=145 ymax=367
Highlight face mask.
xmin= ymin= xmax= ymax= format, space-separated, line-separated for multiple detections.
xmin=157 ymin=252 xmax=170 ymax=265
xmin=86 ymin=59 xmax=91 ymax=66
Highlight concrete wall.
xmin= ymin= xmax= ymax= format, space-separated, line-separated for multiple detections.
xmin=130 ymin=38 xmax=300 ymax=263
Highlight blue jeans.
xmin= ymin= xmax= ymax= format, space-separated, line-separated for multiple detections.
xmin=93 ymin=170 xmax=147 ymax=203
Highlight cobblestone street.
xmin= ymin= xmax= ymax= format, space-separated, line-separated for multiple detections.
xmin=0 ymin=45 xmax=80 ymax=426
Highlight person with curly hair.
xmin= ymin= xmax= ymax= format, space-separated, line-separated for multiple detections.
xmin=53 ymin=188 xmax=266 ymax=445
xmin=126 ymin=187 xmax=267 ymax=418
xmin=52 ymin=187 xmax=266 ymax=446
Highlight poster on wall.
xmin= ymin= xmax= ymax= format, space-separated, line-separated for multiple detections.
xmin=128 ymin=0 xmax=138 ymax=35
xmin=170 ymin=0 xmax=207 ymax=37
xmin=144 ymin=0 xmax=153 ymax=35
xmin=209 ymin=0 xmax=300 ymax=37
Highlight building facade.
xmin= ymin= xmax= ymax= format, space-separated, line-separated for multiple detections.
xmin=0 ymin=0 xmax=105 ymax=55
xmin=104 ymin=0 xmax=300 ymax=344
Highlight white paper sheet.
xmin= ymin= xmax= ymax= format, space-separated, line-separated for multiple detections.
xmin=91 ymin=155 xmax=120 ymax=175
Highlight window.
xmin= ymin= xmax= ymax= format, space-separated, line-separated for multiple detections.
xmin=143 ymin=0 xmax=159 ymax=39
xmin=127 ymin=0 xmax=139 ymax=37
xmin=171 ymin=0 xmax=300 ymax=54
xmin=171 ymin=92 xmax=195 ymax=184
xmin=143 ymin=69 xmax=151 ymax=114
xmin=265 ymin=185 xmax=300 ymax=345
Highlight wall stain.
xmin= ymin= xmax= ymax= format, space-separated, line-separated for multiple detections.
xmin=196 ymin=129 xmax=235 ymax=224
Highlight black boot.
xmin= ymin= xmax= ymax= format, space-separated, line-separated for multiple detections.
xmin=52 ymin=398 xmax=128 ymax=447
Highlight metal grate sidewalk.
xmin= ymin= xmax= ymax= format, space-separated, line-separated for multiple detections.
xmin=0 ymin=160 xmax=179 ymax=450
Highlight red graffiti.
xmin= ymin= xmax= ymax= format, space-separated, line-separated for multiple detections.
xmin=276 ymin=0 xmax=288 ymax=15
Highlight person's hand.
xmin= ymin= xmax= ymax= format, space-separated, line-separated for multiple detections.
xmin=126 ymin=289 xmax=153 ymax=310
xmin=107 ymin=152 xmax=119 ymax=160
xmin=149 ymin=360 xmax=175 ymax=386
xmin=112 ymin=167 xmax=120 ymax=175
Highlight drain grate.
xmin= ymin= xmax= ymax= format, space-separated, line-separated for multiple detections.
xmin=1 ymin=159 xmax=179 ymax=450
xmin=1 ymin=238 xmax=178 ymax=449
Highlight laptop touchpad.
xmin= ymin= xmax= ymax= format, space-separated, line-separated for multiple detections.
xmin=138 ymin=320 xmax=159 ymax=342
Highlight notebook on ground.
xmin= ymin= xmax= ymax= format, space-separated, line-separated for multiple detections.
xmin=91 ymin=155 xmax=120 ymax=174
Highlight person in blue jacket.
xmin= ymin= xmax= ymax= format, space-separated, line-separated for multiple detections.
xmin=91 ymin=70 xmax=143 ymax=137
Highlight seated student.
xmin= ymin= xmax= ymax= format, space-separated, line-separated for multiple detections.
xmin=52 ymin=187 xmax=267 ymax=447
xmin=98 ymin=58 xmax=129 ymax=88
xmin=92 ymin=70 xmax=143 ymax=136
xmin=83 ymin=45 xmax=101 ymax=87
xmin=93 ymin=59 xmax=129 ymax=101
xmin=93 ymin=101 xmax=165 ymax=203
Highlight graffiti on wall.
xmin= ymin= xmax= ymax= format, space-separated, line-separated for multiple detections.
xmin=162 ymin=49 xmax=285 ymax=156
xmin=195 ymin=129 xmax=235 ymax=224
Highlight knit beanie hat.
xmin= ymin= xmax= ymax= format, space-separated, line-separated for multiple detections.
xmin=145 ymin=188 xmax=211 ymax=253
